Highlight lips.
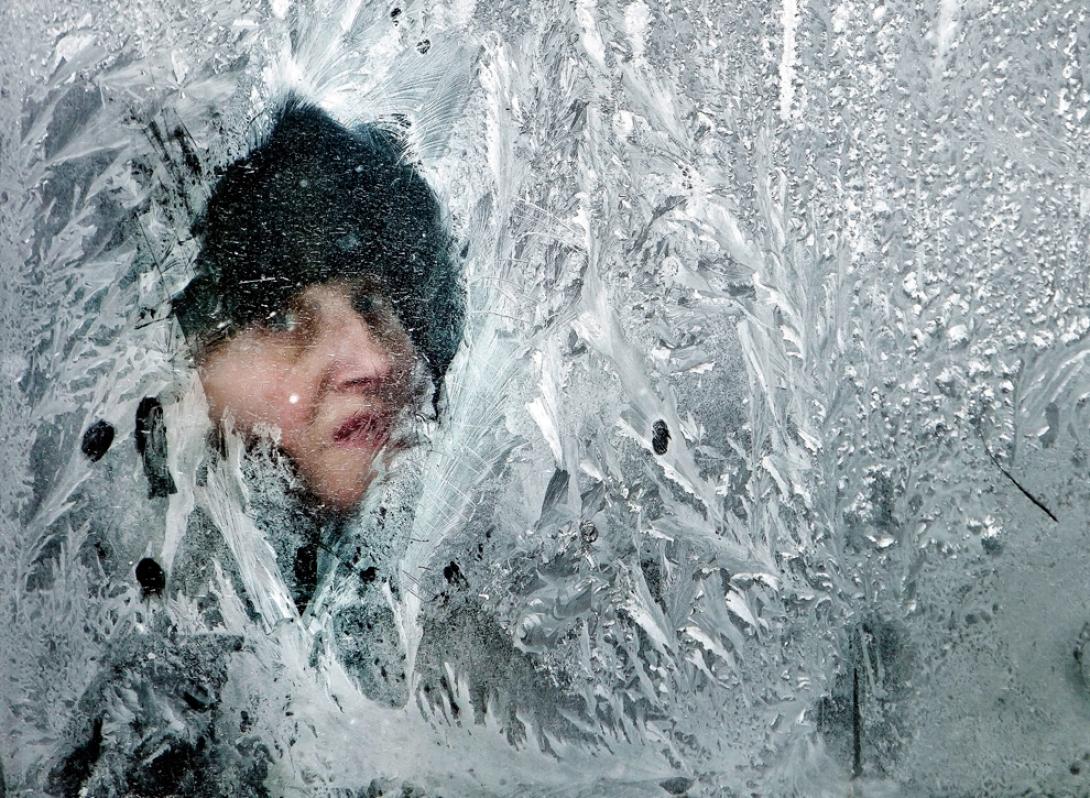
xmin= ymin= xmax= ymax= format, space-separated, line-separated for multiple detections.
xmin=332 ymin=411 xmax=388 ymax=448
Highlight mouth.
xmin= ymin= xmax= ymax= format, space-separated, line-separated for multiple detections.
xmin=332 ymin=411 xmax=389 ymax=449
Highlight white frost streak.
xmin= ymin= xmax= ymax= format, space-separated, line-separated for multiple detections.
xmin=576 ymin=0 xmax=608 ymax=71
xmin=199 ymin=435 xmax=298 ymax=632
xmin=624 ymin=0 xmax=651 ymax=63
xmin=934 ymin=0 xmax=960 ymax=81
xmin=527 ymin=349 xmax=564 ymax=464
xmin=779 ymin=0 xmax=799 ymax=121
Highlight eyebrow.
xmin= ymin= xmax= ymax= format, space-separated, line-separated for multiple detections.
xmin=294 ymin=292 xmax=323 ymax=319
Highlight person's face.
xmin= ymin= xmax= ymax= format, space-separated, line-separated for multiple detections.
xmin=198 ymin=280 xmax=417 ymax=511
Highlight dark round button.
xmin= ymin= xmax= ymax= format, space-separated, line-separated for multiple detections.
xmin=80 ymin=420 xmax=115 ymax=462
xmin=135 ymin=557 xmax=166 ymax=597
xmin=652 ymin=419 xmax=670 ymax=455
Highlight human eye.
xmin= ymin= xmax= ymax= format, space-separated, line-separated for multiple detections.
xmin=264 ymin=308 xmax=300 ymax=333
xmin=260 ymin=301 xmax=313 ymax=339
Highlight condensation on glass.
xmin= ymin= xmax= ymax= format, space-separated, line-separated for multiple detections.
xmin=0 ymin=0 xmax=1087 ymax=795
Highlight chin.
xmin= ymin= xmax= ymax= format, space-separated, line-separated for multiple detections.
xmin=315 ymin=467 xmax=377 ymax=512
xmin=297 ymin=441 xmax=394 ymax=513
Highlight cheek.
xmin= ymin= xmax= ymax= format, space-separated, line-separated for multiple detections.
xmin=200 ymin=348 xmax=313 ymax=439
xmin=270 ymin=392 xmax=314 ymax=453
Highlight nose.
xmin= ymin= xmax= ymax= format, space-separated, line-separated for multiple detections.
xmin=317 ymin=307 xmax=395 ymax=394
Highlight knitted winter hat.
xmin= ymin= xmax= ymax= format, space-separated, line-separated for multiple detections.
xmin=173 ymin=97 xmax=464 ymax=393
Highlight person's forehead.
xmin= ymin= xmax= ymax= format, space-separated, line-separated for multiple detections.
xmin=291 ymin=276 xmax=386 ymax=304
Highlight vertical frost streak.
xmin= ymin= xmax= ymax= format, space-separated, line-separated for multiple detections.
xmin=779 ymin=0 xmax=799 ymax=120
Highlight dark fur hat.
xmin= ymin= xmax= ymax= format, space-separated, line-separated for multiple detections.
xmin=174 ymin=98 xmax=464 ymax=393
